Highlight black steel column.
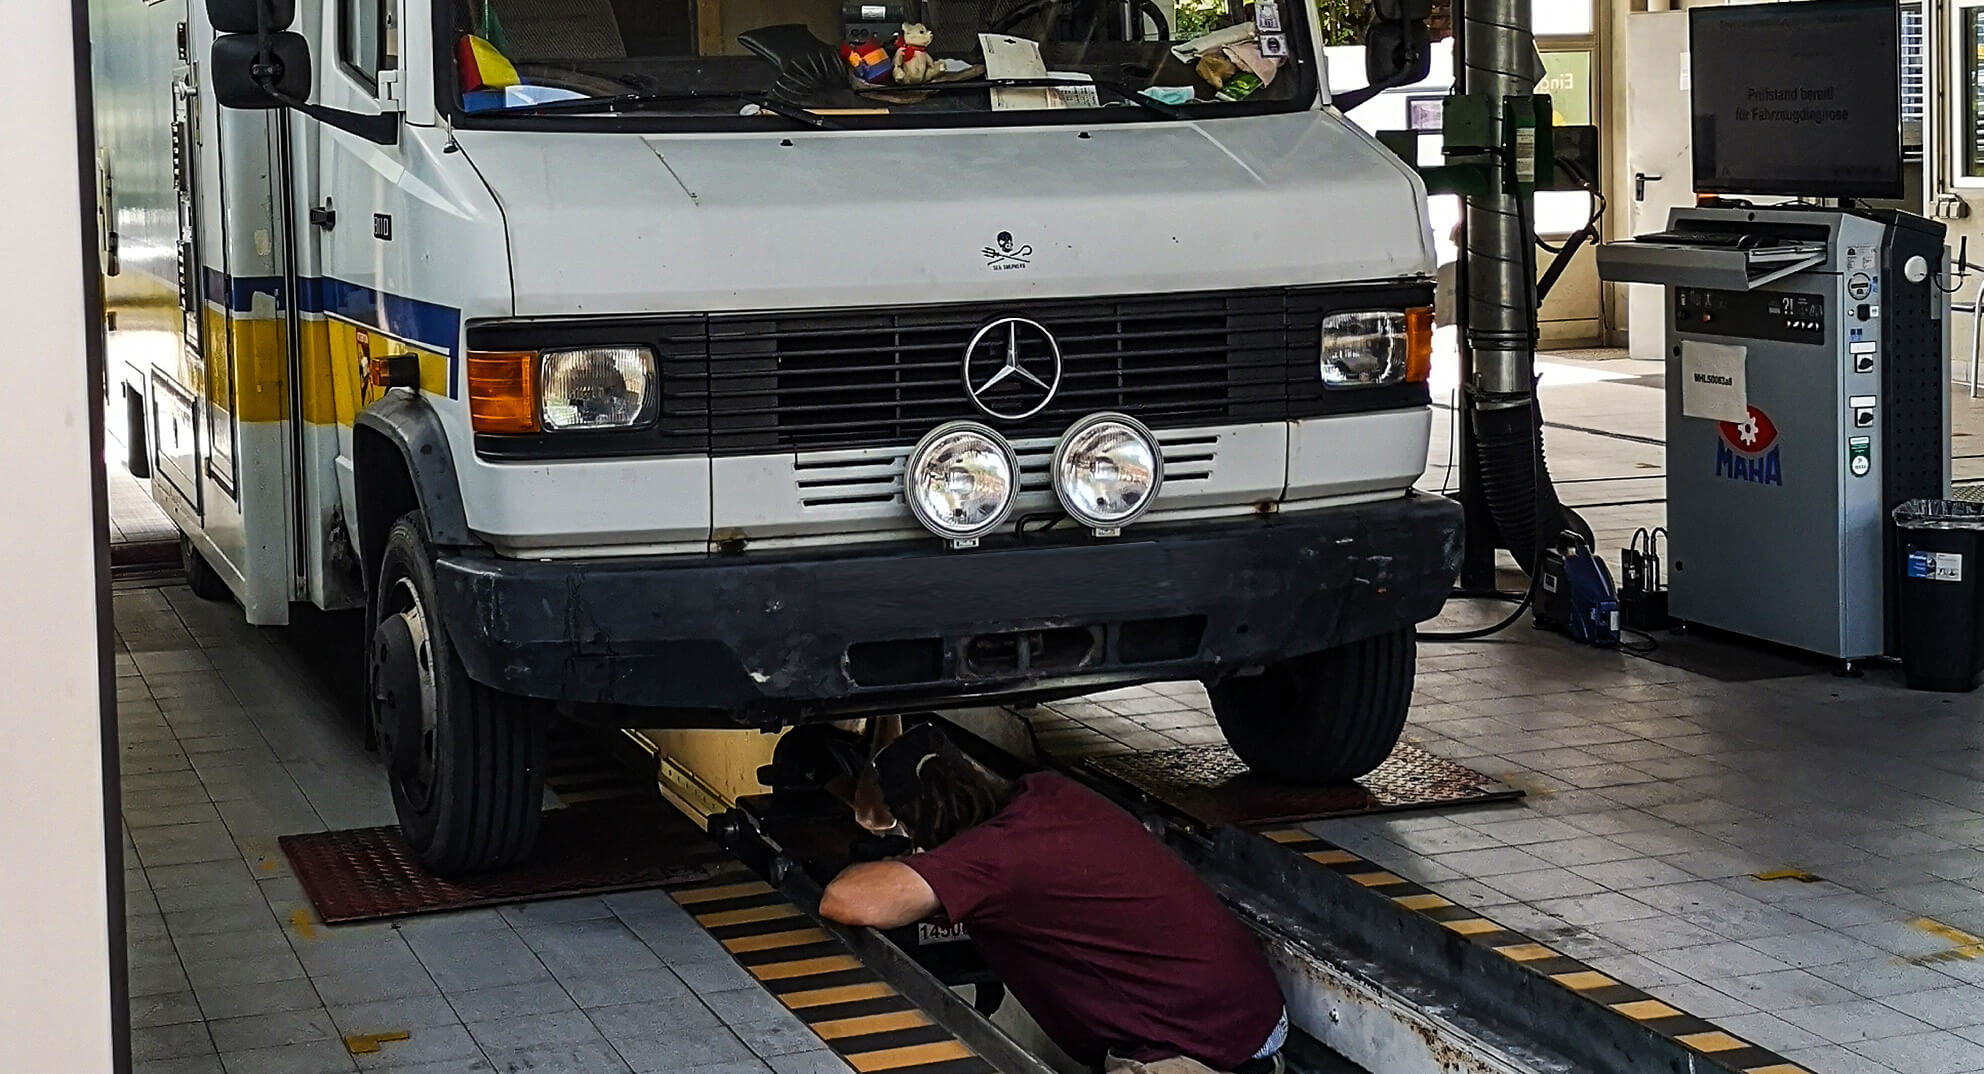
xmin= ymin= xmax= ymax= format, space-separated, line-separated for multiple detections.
xmin=1450 ymin=0 xmax=1502 ymax=593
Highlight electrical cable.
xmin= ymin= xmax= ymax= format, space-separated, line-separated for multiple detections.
xmin=1419 ymin=571 xmax=1540 ymax=641
xmin=1536 ymin=159 xmax=1605 ymax=256
xmin=1438 ymin=386 xmax=1460 ymax=496
xmin=1617 ymin=626 xmax=1659 ymax=655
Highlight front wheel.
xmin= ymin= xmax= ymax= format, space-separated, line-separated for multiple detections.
xmin=370 ymin=513 xmax=546 ymax=874
xmin=181 ymin=535 xmax=232 ymax=603
xmin=1207 ymin=628 xmax=1416 ymax=785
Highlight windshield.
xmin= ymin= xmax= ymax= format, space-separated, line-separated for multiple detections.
xmin=444 ymin=0 xmax=1315 ymax=126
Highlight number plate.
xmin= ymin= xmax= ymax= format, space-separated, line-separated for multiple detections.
xmin=917 ymin=922 xmax=969 ymax=945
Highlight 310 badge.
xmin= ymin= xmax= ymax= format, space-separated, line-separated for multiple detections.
xmin=1715 ymin=406 xmax=1782 ymax=486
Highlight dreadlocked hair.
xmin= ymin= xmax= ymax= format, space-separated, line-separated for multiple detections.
xmin=903 ymin=751 xmax=1018 ymax=849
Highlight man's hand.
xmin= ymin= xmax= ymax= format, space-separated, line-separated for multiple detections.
xmin=819 ymin=861 xmax=942 ymax=929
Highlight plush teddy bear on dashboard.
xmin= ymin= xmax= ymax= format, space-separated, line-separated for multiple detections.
xmin=893 ymin=23 xmax=943 ymax=85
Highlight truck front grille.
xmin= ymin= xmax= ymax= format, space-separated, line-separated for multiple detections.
xmin=702 ymin=291 xmax=1292 ymax=455
xmin=466 ymin=282 xmax=1432 ymax=461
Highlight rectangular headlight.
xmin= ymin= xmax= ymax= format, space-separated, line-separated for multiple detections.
xmin=1320 ymin=309 xmax=1431 ymax=388
xmin=540 ymin=346 xmax=658 ymax=430
xmin=1320 ymin=311 xmax=1410 ymax=388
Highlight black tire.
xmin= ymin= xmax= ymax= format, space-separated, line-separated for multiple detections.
xmin=370 ymin=512 xmax=545 ymax=874
xmin=1208 ymin=628 xmax=1416 ymax=785
xmin=181 ymin=535 xmax=233 ymax=603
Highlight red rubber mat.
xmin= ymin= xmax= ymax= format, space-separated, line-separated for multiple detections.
xmin=1083 ymin=742 xmax=1519 ymax=826
xmin=280 ymin=801 xmax=732 ymax=923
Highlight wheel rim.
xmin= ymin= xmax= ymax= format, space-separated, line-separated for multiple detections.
xmin=373 ymin=575 xmax=441 ymax=814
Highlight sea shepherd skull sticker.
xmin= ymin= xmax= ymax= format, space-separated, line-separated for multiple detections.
xmin=983 ymin=231 xmax=1033 ymax=270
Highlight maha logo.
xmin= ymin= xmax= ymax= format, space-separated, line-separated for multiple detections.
xmin=1715 ymin=406 xmax=1782 ymax=486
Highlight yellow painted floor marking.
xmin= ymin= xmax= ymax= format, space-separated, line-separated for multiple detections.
xmin=674 ymin=880 xmax=778 ymax=904
xmin=783 ymin=981 xmax=898 ymax=1009
xmin=1442 ymin=918 xmax=1501 ymax=936
xmin=1677 ymin=1031 xmax=1749 ymax=1053
xmin=696 ymin=904 xmax=803 ymax=928
xmin=1492 ymin=774 xmax=1559 ymax=800
xmin=1261 ymin=829 xmax=1312 ymax=844
xmin=1908 ymin=917 xmax=1984 ymax=962
xmin=343 ymin=1031 xmax=409 ymax=1055
xmin=1306 ymin=849 xmax=1360 ymax=865
xmin=1550 ymin=971 xmax=1617 ymax=991
xmin=287 ymin=908 xmax=318 ymax=942
xmin=750 ymin=954 xmax=865 ymax=981
xmin=811 ymin=1009 xmax=933 ymax=1040
xmin=846 ymin=1040 xmax=974 ymax=1071
xmin=1494 ymin=943 xmax=1559 ymax=962
xmin=1611 ymin=999 xmax=1683 ymax=1021
xmin=1393 ymin=893 xmax=1453 ymax=911
xmin=1350 ymin=871 xmax=1406 ymax=887
xmin=1751 ymin=868 xmax=1821 ymax=883
xmin=1743 ymin=1065 xmax=1813 ymax=1074
xmin=722 ymin=927 xmax=832 ymax=954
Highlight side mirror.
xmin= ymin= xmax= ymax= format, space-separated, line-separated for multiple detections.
xmin=207 ymin=14 xmax=397 ymax=143
xmin=207 ymin=0 xmax=295 ymax=35
xmin=1365 ymin=19 xmax=1432 ymax=85
xmin=211 ymin=32 xmax=312 ymax=110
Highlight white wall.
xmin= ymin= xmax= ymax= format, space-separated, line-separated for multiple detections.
xmin=0 ymin=2 xmax=124 ymax=1072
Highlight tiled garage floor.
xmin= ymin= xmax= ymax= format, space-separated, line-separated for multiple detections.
xmin=116 ymin=357 xmax=1984 ymax=1074
xmin=1010 ymin=362 xmax=1984 ymax=1074
xmin=117 ymin=586 xmax=852 ymax=1074
xmin=1030 ymin=637 xmax=1984 ymax=1074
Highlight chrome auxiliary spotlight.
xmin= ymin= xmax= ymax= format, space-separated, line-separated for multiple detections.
xmin=903 ymin=421 xmax=1021 ymax=549
xmin=1051 ymin=413 xmax=1162 ymax=537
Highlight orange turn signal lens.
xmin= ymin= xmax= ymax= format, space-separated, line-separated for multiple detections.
xmin=467 ymin=350 xmax=540 ymax=434
xmin=1404 ymin=306 xmax=1434 ymax=384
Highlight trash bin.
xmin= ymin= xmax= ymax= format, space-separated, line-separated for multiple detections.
xmin=1894 ymin=499 xmax=1984 ymax=692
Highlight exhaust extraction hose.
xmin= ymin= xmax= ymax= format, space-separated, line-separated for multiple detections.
xmin=1458 ymin=0 xmax=1584 ymax=573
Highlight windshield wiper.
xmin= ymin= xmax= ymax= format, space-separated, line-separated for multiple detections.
xmin=478 ymin=90 xmax=845 ymax=128
xmin=857 ymin=77 xmax=1186 ymax=118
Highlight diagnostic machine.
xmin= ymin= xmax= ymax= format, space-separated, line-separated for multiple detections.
xmin=1598 ymin=0 xmax=1949 ymax=662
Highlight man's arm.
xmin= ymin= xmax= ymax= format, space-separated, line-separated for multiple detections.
xmin=819 ymin=861 xmax=942 ymax=929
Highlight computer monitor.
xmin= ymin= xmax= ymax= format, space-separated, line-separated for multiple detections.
xmin=1689 ymin=0 xmax=1902 ymax=199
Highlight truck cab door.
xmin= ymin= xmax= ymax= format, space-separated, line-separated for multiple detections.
xmin=309 ymin=0 xmax=410 ymax=567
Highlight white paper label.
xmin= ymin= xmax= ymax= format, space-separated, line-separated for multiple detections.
xmin=1680 ymin=340 xmax=1749 ymax=423
xmin=982 ymin=35 xmax=1055 ymax=110
xmin=1255 ymin=2 xmax=1282 ymax=31
xmin=918 ymin=921 xmax=970 ymax=944
xmin=1047 ymin=72 xmax=1100 ymax=108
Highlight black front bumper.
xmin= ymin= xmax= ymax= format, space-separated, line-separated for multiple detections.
xmin=433 ymin=492 xmax=1462 ymax=723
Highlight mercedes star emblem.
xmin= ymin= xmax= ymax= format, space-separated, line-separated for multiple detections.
xmin=962 ymin=317 xmax=1063 ymax=421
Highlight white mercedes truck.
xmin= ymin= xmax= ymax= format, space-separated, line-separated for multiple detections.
xmin=93 ymin=0 xmax=1461 ymax=871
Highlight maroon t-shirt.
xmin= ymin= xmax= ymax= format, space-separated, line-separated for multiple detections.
xmin=903 ymin=773 xmax=1284 ymax=1068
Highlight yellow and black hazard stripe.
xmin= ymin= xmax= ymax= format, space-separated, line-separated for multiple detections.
xmin=1256 ymin=828 xmax=1812 ymax=1074
xmin=672 ymin=878 xmax=998 ymax=1074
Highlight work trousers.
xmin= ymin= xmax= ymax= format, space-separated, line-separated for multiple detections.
xmin=1102 ymin=1056 xmax=1225 ymax=1074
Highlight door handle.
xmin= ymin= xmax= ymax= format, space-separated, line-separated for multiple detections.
xmin=1634 ymin=172 xmax=1663 ymax=202
xmin=309 ymin=199 xmax=337 ymax=231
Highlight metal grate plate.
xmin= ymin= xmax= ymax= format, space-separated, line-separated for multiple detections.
xmin=1084 ymin=742 xmax=1519 ymax=827
xmin=280 ymin=802 xmax=730 ymax=924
